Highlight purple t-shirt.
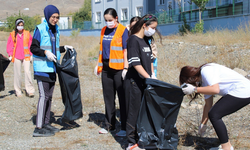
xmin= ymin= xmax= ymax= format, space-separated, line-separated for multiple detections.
xmin=102 ymin=26 xmax=128 ymax=60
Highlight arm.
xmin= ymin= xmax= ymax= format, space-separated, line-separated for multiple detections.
xmin=30 ymin=28 xmax=46 ymax=57
xmin=6 ymin=35 xmax=14 ymax=56
xmin=196 ymin=83 xmax=220 ymax=95
xmin=151 ymin=63 xmax=154 ymax=75
xmin=123 ymin=48 xmax=128 ymax=68
xmin=201 ymin=96 xmax=213 ymax=124
xmin=134 ymin=65 xmax=150 ymax=78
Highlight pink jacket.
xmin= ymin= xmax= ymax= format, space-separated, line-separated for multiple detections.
xmin=6 ymin=32 xmax=33 ymax=60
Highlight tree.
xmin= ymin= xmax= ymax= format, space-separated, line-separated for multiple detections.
xmin=73 ymin=0 xmax=91 ymax=22
xmin=191 ymin=0 xmax=209 ymax=23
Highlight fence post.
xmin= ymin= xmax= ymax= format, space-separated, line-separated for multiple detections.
xmin=233 ymin=0 xmax=235 ymax=15
xmin=190 ymin=5 xmax=192 ymax=20
xmin=216 ymin=0 xmax=218 ymax=17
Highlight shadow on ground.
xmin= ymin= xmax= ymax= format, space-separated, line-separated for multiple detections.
xmin=31 ymin=111 xmax=80 ymax=130
xmin=0 ymin=90 xmax=15 ymax=99
xmin=87 ymin=109 xmax=127 ymax=149
xmin=179 ymin=134 xmax=220 ymax=150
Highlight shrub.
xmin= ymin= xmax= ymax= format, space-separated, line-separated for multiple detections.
xmin=192 ymin=20 xmax=204 ymax=33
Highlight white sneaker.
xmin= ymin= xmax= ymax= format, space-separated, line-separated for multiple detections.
xmin=99 ymin=128 xmax=108 ymax=134
xmin=116 ymin=130 xmax=126 ymax=136
xmin=210 ymin=145 xmax=234 ymax=150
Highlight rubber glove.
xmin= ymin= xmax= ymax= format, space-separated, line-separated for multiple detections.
xmin=182 ymin=83 xmax=195 ymax=95
xmin=64 ymin=45 xmax=74 ymax=51
xmin=198 ymin=124 xmax=207 ymax=137
xmin=94 ymin=66 xmax=100 ymax=76
xmin=30 ymin=55 xmax=33 ymax=63
xmin=8 ymin=56 xmax=12 ymax=61
xmin=45 ymin=50 xmax=57 ymax=62
xmin=151 ymin=73 xmax=157 ymax=79
xmin=122 ymin=69 xmax=127 ymax=80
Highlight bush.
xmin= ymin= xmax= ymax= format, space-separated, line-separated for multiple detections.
xmin=5 ymin=12 xmax=41 ymax=32
xmin=70 ymin=28 xmax=81 ymax=38
xmin=192 ymin=20 xmax=204 ymax=34
xmin=178 ymin=15 xmax=191 ymax=36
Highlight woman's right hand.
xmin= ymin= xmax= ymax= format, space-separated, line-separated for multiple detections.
xmin=8 ymin=56 xmax=12 ymax=61
xmin=198 ymin=123 xmax=208 ymax=137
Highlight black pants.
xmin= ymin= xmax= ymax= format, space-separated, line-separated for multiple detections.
xmin=125 ymin=77 xmax=146 ymax=144
xmin=101 ymin=60 xmax=126 ymax=130
xmin=36 ymin=80 xmax=55 ymax=128
xmin=208 ymin=94 xmax=250 ymax=144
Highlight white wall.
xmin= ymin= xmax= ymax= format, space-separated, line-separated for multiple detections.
xmin=41 ymin=17 xmax=70 ymax=29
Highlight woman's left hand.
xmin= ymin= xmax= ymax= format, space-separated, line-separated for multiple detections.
xmin=182 ymin=83 xmax=195 ymax=95
xmin=122 ymin=69 xmax=127 ymax=80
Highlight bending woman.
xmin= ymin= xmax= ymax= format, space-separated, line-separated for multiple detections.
xmin=180 ymin=63 xmax=250 ymax=150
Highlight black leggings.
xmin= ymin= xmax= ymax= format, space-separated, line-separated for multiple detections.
xmin=208 ymin=94 xmax=250 ymax=144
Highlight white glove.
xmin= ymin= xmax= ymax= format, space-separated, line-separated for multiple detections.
xmin=198 ymin=124 xmax=207 ymax=137
xmin=8 ymin=56 xmax=12 ymax=61
xmin=30 ymin=55 xmax=33 ymax=63
xmin=122 ymin=69 xmax=127 ymax=80
xmin=182 ymin=83 xmax=195 ymax=95
xmin=151 ymin=73 xmax=157 ymax=79
xmin=45 ymin=50 xmax=57 ymax=62
xmin=64 ymin=45 xmax=74 ymax=51
xmin=94 ymin=66 xmax=100 ymax=76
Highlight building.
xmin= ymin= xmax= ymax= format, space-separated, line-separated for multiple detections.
xmin=91 ymin=0 xmax=146 ymax=29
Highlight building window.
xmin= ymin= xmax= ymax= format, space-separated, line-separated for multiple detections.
xmin=159 ymin=0 xmax=165 ymax=5
xmin=136 ymin=7 xmax=143 ymax=17
xmin=96 ymin=12 xmax=101 ymax=22
xmin=107 ymin=0 xmax=113 ymax=1
xmin=95 ymin=0 xmax=101 ymax=3
xmin=121 ymin=8 xmax=128 ymax=21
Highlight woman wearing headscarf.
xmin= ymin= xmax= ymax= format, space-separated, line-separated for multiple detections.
xmin=31 ymin=5 xmax=73 ymax=137
xmin=6 ymin=18 xmax=35 ymax=97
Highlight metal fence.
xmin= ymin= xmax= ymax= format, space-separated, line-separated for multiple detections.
xmin=150 ymin=0 xmax=248 ymax=25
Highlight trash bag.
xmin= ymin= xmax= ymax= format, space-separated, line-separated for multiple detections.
xmin=57 ymin=49 xmax=83 ymax=122
xmin=137 ymin=78 xmax=184 ymax=150
xmin=0 ymin=54 xmax=10 ymax=91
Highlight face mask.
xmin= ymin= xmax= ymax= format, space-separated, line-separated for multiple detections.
xmin=17 ymin=26 xmax=24 ymax=31
xmin=105 ymin=21 xmax=116 ymax=29
xmin=144 ymin=27 xmax=156 ymax=37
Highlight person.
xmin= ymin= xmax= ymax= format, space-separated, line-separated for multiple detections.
xmin=6 ymin=18 xmax=35 ymax=97
xmin=126 ymin=16 xmax=141 ymax=31
xmin=180 ymin=63 xmax=250 ymax=150
xmin=30 ymin=5 xmax=73 ymax=137
xmin=94 ymin=8 xmax=129 ymax=137
xmin=125 ymin=14 xmax=160 ymax=150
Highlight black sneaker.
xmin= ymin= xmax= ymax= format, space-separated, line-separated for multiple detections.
xmin=43 ymin=124 xmax=60 ymax=133
xmin=33 ymin=128 xmax=55 ymax=137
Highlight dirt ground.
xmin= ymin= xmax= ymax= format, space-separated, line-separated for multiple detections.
xmin=0 ymin=34 xmax=250 ymax=150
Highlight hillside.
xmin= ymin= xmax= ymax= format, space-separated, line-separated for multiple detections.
xmin=0 ymin=0 xmax=85 ymax=20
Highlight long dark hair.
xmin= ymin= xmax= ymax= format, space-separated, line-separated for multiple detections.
xmin=104 ymin=8 xmax=118 ymax=19
xmin=130 ymin=16 xmax=141 ymax=25
xmin=179 ymin=64 xmax=207 ymax=102
xmin=14 ymin=18 xmax=24 ymax=43
xmin=130 ymin=14 xmax=162 ymax=43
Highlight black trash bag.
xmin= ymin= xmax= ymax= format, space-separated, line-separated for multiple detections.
xmin=137 ymin=78 xmax=184 ymax=150
xmin=0 ymin=54 xmax=10 ymax=91
xmin=57 ymin=49 xmax=83 ymax=122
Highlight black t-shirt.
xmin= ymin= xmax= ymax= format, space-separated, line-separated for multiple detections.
xmin=127 ymin=35 xmax=154 ymax=79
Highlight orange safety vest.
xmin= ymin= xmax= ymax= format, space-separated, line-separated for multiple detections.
xmin=10 ymin=30 xmax=31 ymax=62
xmin=97 ymin=23 xmax=126 ymax=73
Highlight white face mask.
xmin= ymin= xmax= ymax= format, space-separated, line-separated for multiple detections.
xmin=144 ymin=27 xmax=156 ymax=37
xmin=105 ymin=21 xmax=116 ymax=29
xmin=17 ymin=26 xmax=24 ymax=31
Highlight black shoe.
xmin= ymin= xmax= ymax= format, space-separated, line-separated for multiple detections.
xmin=33 ymin=128 xmax=55 ymax=137
xmin=43 ymin=124 xmax=60 ymax=133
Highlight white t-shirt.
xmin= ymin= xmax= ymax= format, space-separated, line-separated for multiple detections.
xmin=201 ymin=63 xmax=250 ymax=99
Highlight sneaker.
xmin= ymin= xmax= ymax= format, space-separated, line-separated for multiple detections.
xmin=116 ymin=130 xmax=126 ymax=136
xmin=99 ymin=128 xmax=108 ymax=134
xmin=43 ymin=124 xmax=60 ymax=133
xmin=28 ymin=93 xmax=34 ymax=98
xmin=33 ymin=127 xmax=55 ymax=137
xmin=126 ymin=143 xmax=138 ymax=150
